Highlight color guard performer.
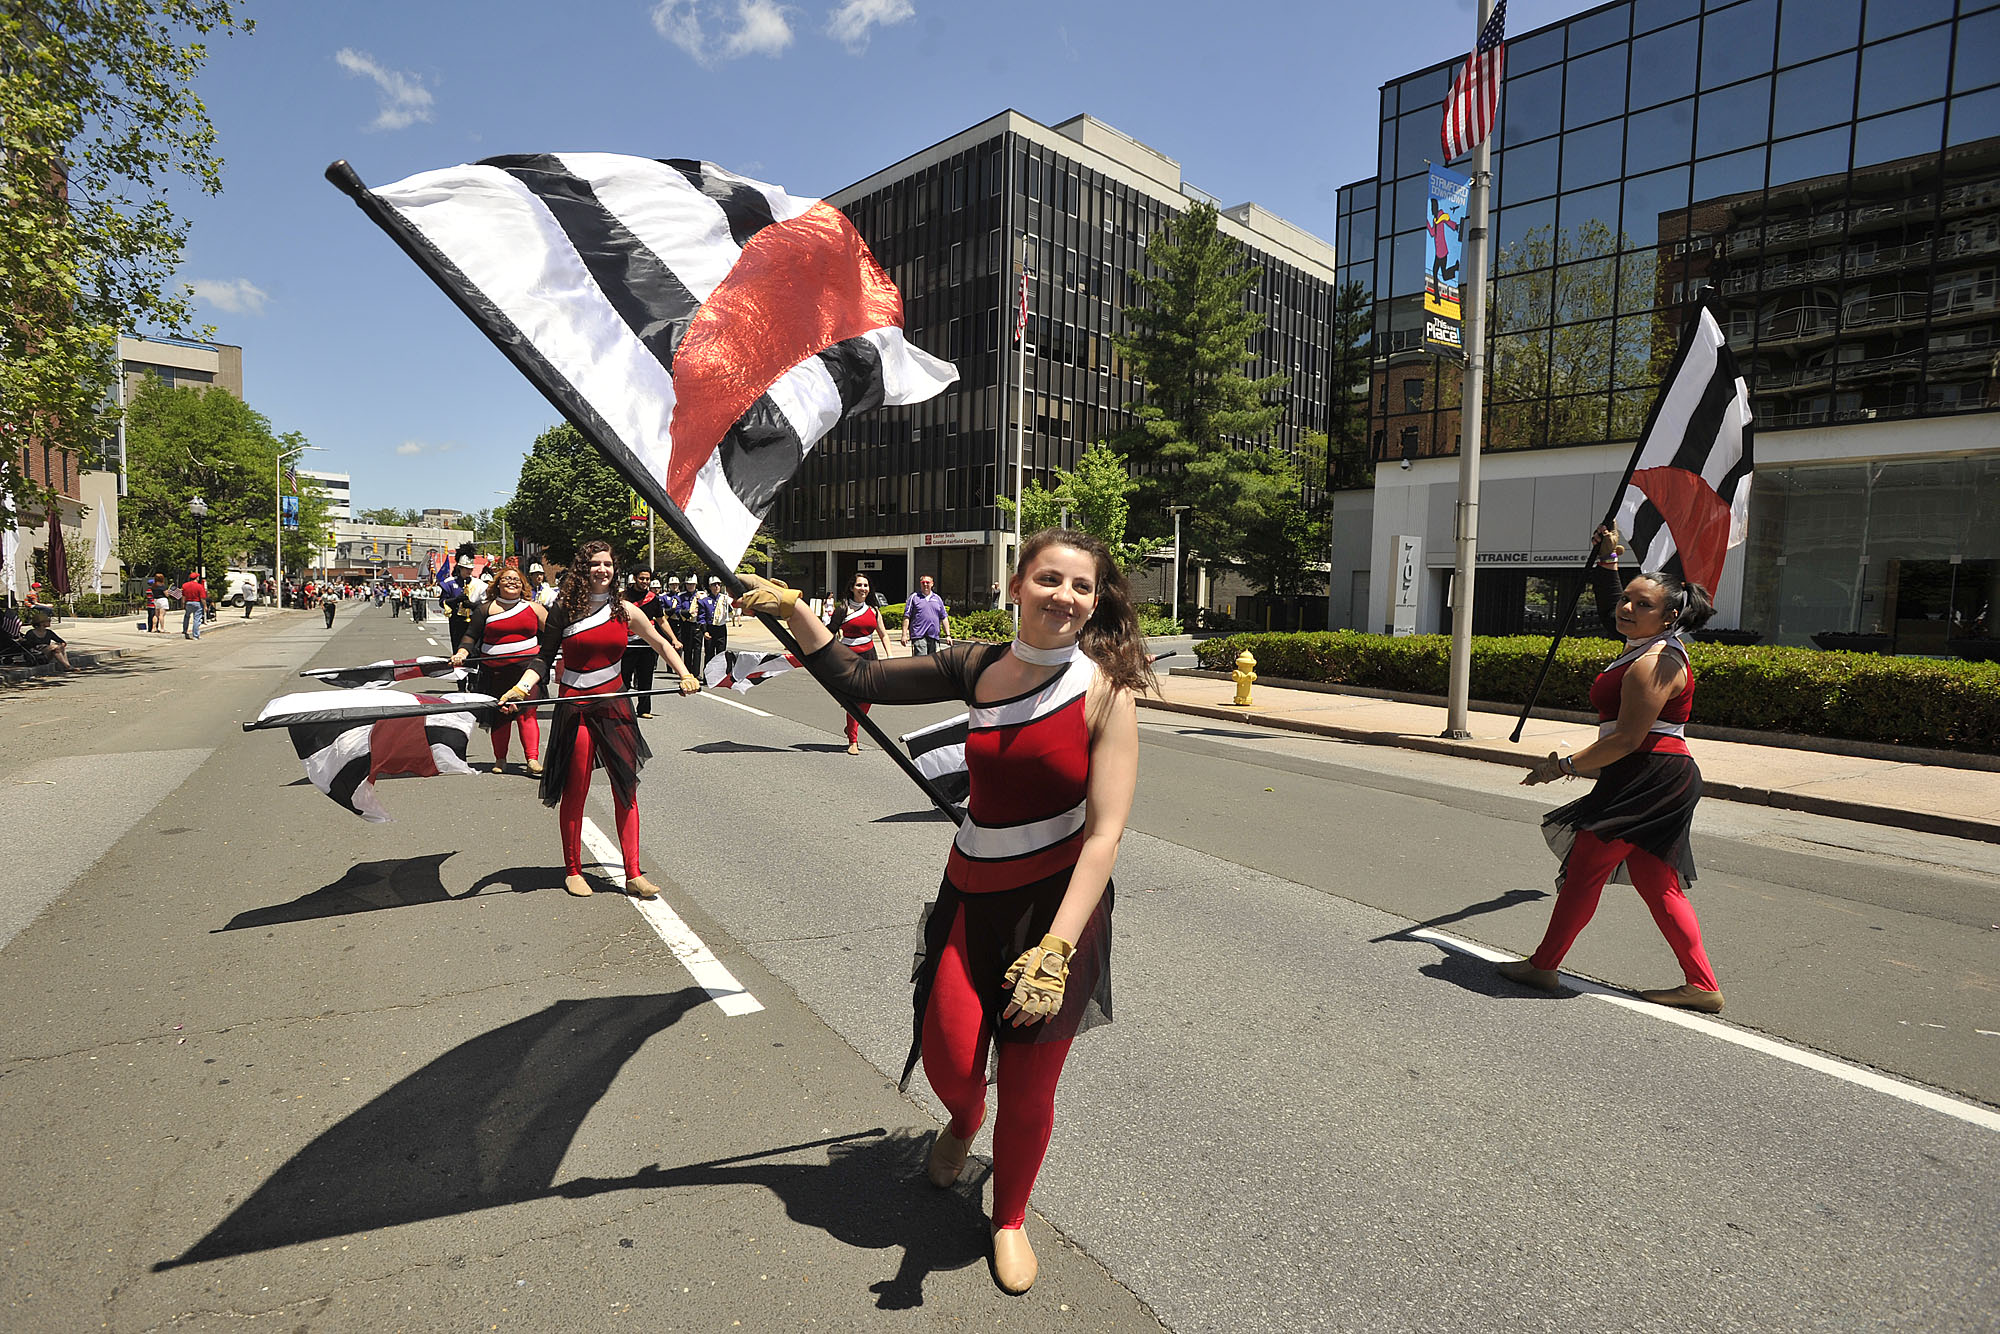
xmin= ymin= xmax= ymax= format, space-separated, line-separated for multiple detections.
xmin=450 ymin=564 xmax=546 ymax=776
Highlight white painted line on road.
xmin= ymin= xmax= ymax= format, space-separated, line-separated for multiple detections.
xmin=1410 ymin=928 xmax=2000 ymax=1135
xmin=579 ymin=816 xmax=763 ymax=1017
xmin=695 ymin=690 xmax=771 ymax=718
xmin=425 ymin=637 xmax=439 ymax=647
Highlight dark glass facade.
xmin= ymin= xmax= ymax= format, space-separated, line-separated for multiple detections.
xmin=1337 ymin=0 xmax=2000 ymax=469
xmin=773 ymin=116 xmax=1341 ymax=605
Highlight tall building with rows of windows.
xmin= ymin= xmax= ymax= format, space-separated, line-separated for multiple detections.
xmin=1332 ymin=0 xmax=1998 ymax=653
xmin=770 ymin=110 xmax=1341 ymax=611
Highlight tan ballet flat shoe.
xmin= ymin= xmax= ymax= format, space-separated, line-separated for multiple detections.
xmin=846 ymin=741 xmax=861 ymax=755
xmin=991 ymin=1224 xmax=1037 ymax=1294
xmin=563 ymin=874 xmax=592 ymax=897
xmin=926 ymin=1126 xmax=974 ymax=1188
xmin=626 ymin=875 xmax=660 ymax=901
xmin=525 ymin=758 xmax=544 ymax=776
xmin=1638 ymin=983 xmax=1724 ymax=1013
xmin=489 ymin=762 xmax=507 ymax=775
xmin=1497 ymin=959 xmax=1561 ymax=991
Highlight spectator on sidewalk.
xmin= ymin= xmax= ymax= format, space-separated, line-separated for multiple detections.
xmin=181 ymin=570 xmax=208 ymax=639
xmin=902 ymin=574 xmax=952 ymax=656
xmin=148 ymin=573 xmax=170 ymax=633
xmin=21 ymin=610 xmax=72 ymax=671
xmin=699 ymin=576 xmax=732 ymax=669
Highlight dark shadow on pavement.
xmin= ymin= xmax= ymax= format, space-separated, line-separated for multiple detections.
xmin=557 ymin=1127 xmax=989 ymax=1309
xmin=1414 ymin=942 xmax=1577 ymax=1001
xmin=874 ymin=809 xmax=956 ymax=824
xmin=1369 ymin=887 xmax=1550 ymax=943
xmin=792 ymin=742 xmax=854 ymax=753
xmin=212 ymin=853 xmax=459 ymax=931
xmin=155 ymin=990 xmax=707 ymax=1270
xmin=1165 ymin=726 xmax=1284 ymax=741
xmin=686 ymin=739 xmax=788 ymax=755
xmin=464 ymin=865 xmax=568 ymax=896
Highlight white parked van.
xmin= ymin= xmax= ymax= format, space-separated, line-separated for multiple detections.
xmin=222 ymin=571 xmax=260 ymax=606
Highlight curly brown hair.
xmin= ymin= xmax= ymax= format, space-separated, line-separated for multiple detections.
xmin=555 ymin=539 xmax=617 ymax=623
xmin=1015 ymin=528 xmax=1156 ymax=695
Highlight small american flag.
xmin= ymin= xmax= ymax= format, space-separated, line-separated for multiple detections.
xmin=1014 ymin=270 xmax=1029 ymax=345
xmin=1441 ymin=0 xmax=1507 ymax=160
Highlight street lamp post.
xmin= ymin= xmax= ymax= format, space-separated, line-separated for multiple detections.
xmin=1168 ymin=505 xmax=1190 ymax=630
xmin=277 ymin=444 xmax=323 ymax=607
xmin=188 ymin=496 xmax=208 ymax=579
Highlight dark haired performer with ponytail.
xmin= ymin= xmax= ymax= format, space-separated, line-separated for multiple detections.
xmin=738 ymin=529 xmax=1152 ymax=1295
xmin=1503 ymin=561 xmax=1725 ymax=1013
xmin=498 ymin=540 xmax=697 ymax=901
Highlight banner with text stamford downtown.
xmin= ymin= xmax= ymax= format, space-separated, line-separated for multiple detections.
xmin=1423 ymin=164 xmax=1469 ymax=359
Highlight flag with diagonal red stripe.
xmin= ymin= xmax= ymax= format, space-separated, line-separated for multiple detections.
xmin=255 ymin=690 xmax=482 ymax=821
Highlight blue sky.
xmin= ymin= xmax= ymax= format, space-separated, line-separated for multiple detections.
xmin=166 ymin=0 xmax=1584 ymax=514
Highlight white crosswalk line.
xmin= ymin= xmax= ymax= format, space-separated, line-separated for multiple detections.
xmin=579 ymin=816 xmax=763 ymax=1016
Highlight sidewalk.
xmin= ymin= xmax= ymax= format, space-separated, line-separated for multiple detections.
xmin=1 ymin=604 xmax=307 ymax=684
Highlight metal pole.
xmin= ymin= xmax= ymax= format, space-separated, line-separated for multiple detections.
xmin=1170 ymin=508 xmax=1183 ymax=628
xmin=993 ymin=130 xmax=1016 ymax=616
xmin=1013 ymin=232 xmax=1028 ymax=629
xmin=274 ymin=454 xmax=281 ymax=605
xmin=1445 ymin=0 xmax=1496 ymax=740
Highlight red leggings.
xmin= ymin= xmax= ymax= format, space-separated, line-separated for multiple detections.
xmin=1531 ymin=831 xmax=1719 ymax=991
xmin=844 ymin=700 xmax=872 ymax=746
xmin=558 ymin=723 xmax=641 ymax=880
xmin=923 ymin=907 xmax=1072 ymax=1230
xmin=492 ymin=709 xmax=540 ymax=765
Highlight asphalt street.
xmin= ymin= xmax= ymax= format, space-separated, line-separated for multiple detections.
xmin=1 ymin=604 xmax=1995 ymax=1332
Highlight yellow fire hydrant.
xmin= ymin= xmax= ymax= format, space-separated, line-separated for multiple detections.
xmin=1231 ymin=649 xmax=1257 ymax=707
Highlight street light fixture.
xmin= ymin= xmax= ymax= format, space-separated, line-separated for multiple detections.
xmin=188 ymin=496 xmax=209 ymax=581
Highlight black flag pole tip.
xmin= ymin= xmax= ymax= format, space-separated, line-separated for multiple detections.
xmin=325 ymin=159 xmax=366 ymax=198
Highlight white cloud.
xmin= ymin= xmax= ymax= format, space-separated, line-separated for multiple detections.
xmin=189 ymin=278 xmax=269 ymax=315
xmin=334 ymin=48 xmax=435 ymax=131
xmin=652 ymin=0 xmax=796 ymax=64
xmin=826 ymin=0 xmax=913 ymax=51
xmin=394 ymin=440 xmax=460 ymax=457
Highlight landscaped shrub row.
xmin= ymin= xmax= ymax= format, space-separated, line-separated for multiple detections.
xmin=1195 ymin=631 xmax=2000 ymax=753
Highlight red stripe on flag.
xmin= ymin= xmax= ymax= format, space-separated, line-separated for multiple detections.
xmin=666 ymin=202 xmax=905 ymax=506
xmin=368 ymin=715 xmax=439 ymax=781
xmin=1631 ymin=466 xmax=1733 ymax=594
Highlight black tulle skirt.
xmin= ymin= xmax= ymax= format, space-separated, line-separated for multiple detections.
xmin=1542 ymin=748 xmax=1701 ymax=889
xmin=898 ymin=868 xmax=1113 ymax=1090
xmin=473 ymin=661 xmax=536 ymax=732
xmin=537 ymin=693 xmax=651 ymax=806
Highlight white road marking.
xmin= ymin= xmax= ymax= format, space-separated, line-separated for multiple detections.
xmin=578 ymin=816 xmax=763 ymax=1017
xmin=425 ymin=637 xmax=439 ymax=647
xmin=695 ymin=690 xmax=771 ymax=718
xmin=1411 ymin=928 xmax=2000 ymax=1135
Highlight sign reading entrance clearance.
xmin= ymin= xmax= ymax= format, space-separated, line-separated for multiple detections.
xmin=921 ymin=531 xmax=985 ymax=547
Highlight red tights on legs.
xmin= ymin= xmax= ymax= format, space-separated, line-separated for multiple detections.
xmin=1530 ymin=830 xmax=1719 ymax=991
xmin=921 ymin=908 xmax=1073 ymax=1230
xmin=557 ymin=722 xmax=642 ymax=879
xmin=844 ymin=700 xmax=872 ymax=746
xmin=491 ymin=709 xmax=540 ymax=765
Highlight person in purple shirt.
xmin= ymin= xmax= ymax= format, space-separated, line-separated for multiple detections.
xmin=901 ymin=574 xmax=952 ymax=656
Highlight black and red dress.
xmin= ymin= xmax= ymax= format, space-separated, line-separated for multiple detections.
xmin=828 ymin=600 xmax=882 ymax=747
xmin=537 ymin=595 xmax=652 ymax=879
xmin=467 ymin=597 xmax=544 ymax=764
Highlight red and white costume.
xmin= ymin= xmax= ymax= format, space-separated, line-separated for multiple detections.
xmin=536 ymin=595 xmax=651 ymax=880
xmin=829 ymin=600 xmax=882 ymax=746
xmin=469 ymin=597 xmax=544 ymax=765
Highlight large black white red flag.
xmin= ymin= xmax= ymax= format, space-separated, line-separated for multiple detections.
xmin=334 ymin=154 xmax=958 ymax=572
xmin=1613 ymin=296 xmax=1755 ymax=595
xmin=900 ymin=713 xmax=969 ymax=812
xmin=701 ymin=648 xmax=800 ymax=693
xmin=300 ymin=656 xmax=465 ymax=690
xmin=253 ymin=690 xmax=483 ymax=822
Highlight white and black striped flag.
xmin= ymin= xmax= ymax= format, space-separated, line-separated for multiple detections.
xmin=332 ymin=154 xmax=958 ymax=573
xmin=300 ymin=656 xmax=465 ymax=690
xmin=701 ymin=648 xmax=800 ymax=693
xmin=900 ymin=713 xmax=969 ymax=812
xmin=1613 ymin=295 xmax=1755 ymax=595
xmin=254 ymin=690 xmax=483 ymax=822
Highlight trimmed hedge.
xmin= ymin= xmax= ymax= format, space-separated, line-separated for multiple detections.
xmin=1195 ymin=631 xmax=2000 ymax=754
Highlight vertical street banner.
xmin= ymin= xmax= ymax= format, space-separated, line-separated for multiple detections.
xmin=1423 ymin=165 xmax=1470 ymax=358
xmin=281 ymin=495 xmax=299 ymax=530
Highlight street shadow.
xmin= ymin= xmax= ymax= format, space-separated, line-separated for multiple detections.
xmin=1167 ymin=726 xmax=1283 ymax=740
xmin=556 ymin=1127 xmax=989 ymax=1309
xmin=874 ymin=809 xmax=956 ymax=824
xmin=1411 ymin=941 xmax=1577 ymax=1002
xmin=155 ymin=990 xmax=707 ymax=1270
xmin=1369 ymin=887 xmax=1550 ymax=943
xmin=686 ymin=739 xmax=788 ymax=755
xmin=212 ymin=853 xmax=459 ymax=932
xmin=464 ymin=865 xmax=571 ymax=896
xmin=792 ymin=741 xmax=855 ymax=753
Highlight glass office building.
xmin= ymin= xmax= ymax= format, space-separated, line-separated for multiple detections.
xmin=1334 ymin=0 xmax=1999 ymax=650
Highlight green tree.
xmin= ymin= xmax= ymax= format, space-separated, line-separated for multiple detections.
xmin=1231 ymin=446 xmax=1327 ymax=599
xmin=119 ymin=376 xmax=329 ymax=578
xmin=355 ymin=505 xmax=423 ymax=526
xmin=999 ymin=442 xmax=1163 ymax=569
xmin=506 ymin=423 xmax=653 ymax=567
xmin=0 ymin=1 xmax=249 ymax=525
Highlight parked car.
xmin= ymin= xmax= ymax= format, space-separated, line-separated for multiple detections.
xmin=221 ymin=571 xmax=261 ymax=606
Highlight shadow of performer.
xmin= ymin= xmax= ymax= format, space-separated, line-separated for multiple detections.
xmin=156 ymin=989 xmax=705 ymax=1269
xmin=214 ymin=853 xmax=460 ymax=932
xmin=1369 ymin=886 xmax=1550 ymax=943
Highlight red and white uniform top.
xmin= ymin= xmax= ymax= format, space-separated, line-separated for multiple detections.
xmin=554 ymin=596 xmax=629 ymax=694
xmin=946 ymin=651 xmax=1097 ymax=894
xmin=835 ymin=602 xmax=880 ymax=651
xmin=1591 ymin=632 xmax=1693 ymax=757
xmin=478 ymin=598 xmax=541 ymax=661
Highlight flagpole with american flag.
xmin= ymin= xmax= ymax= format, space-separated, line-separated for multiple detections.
xmin=1012 ymin=242 xmax=1030 ymax=635
xmin=1440 ymin=0 xmax=1506 ymax=740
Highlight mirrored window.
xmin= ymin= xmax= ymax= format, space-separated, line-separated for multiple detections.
xmin=1695 ymin=146 xmax=1767 ymax=203
xmin=1572 ymin=6 xmax=1631 ymax=53
xmin=1562 ymin=120 xmax=1626 ymax=189
xmin=1549 ymin=394 xmax=1611 ymax=443
xmin=1399 ymin=68 xmax=1452 ymax=110
xmin=1499 ymin=137 xmax=1560 ymax=204
xmin=1859 ymin=26 xmax=1954 ymax=117
xmin=1957 ymin=9 xmax=2000 ymax=94
xmin=1627 ymin=99 xmax=1696 ymax=175
xmin=1700 ymin=0 xmax=1777 ymax=90
xmin=1633 ymin=0 xmax=1699 ymax=33
xmin=1396 ymin=109 xmax=1441 ymax=178
xmin=1494 ymin=270 xmax=1553 ymax=332
xmin=1394 ymin=172 xmax=1432 ymax=233
xmin=1490 ymin=331 xmax=1551 ymax=401
xmin=1555 ymin=264 xmax=1618 ymax=324
xmin=1552 ymin=323 xmax=1615 ymax=402
xmin=1853 ymin=103 xmax=1945 ymax=166
xmin=1390 ymin=229 xmax=1429 ymax=297
xmin=1566 ymin=46 xmax=1630 ymax=128
xmin=1618 ymin=249 xmax=1663 ymax=315
xmin=1621 ymin=166 xmax=1693 ymax=248
xmin=1773 ymin=53 xmax=1858 ymax=139
xmin=1948 ymin=87 xmax=2000 ymax=146
xmin=1559 ymin=183 xmax=1624 ymax=257
xmin=1864 ymin=0 xmax=1952 ymax=41
xmin=1506 ymin=65 xmax=1564 ymax=145
xmin=1629 ymin=20 xmax=1699 ymax=109
xmin=1769 ymin=126 xmax=1853 ymax=186
xmin=1352 ymin=208 xmax=1378 ymax=249
xmin=1509 ymin=27 xmax=1565 ymax=75
xmin=1378 ymin=118 xmax=1397 ymax=186
xmin=1494 ymin=197 xmax=1558 ymax=272
xmin=1699 ymin=78 xmax=1774 ymax=156
xmin=1614 ymin=311 xmax=1675 ymax=388
xmin=1777 ymin=0 xmax=1859 ymax=66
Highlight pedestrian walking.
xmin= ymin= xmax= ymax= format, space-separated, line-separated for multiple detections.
xmin=827 ymin=572 xmax=891 ymax=754
xmin=321 ymin=584 xmax=338 ymax=629
xmin=451 ymin=565 xmax=547 ymax=776
xmin=181 ymin=570 xmax=208 ymax=639
xmin=737 ymin=528 xmax=1151 ymax=1294
xmin=411 ymin=584 xmax=428 ymax=625
xmin=621 ymin=568 xmax=668 ymax=719
xmin=698 ymin=575 xmax=732 ymax=669
xmin=496 ymin=540 xmax=697 ymax=900
xmin=149 ymin=573 xmax=170 ymax=633
xmin=902 ymin=574 xmax=952 ymax=656
xmin=1504 ymin=564 xmax=1725 ymax=1013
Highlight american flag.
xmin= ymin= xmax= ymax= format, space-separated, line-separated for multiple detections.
xmin=1014 ymin=270 xmax=1029 ymax=345
xmin=1441 ymin=0 xmax=1507 ymax=160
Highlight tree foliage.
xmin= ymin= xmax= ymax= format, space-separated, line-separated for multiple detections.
xmin=355 ymin=505 xmax=424 ymax=526
xmin=0 ymin=0 xmax=249 ymax=524
xmin=1231 ymin=442 xmax=1328 ymax=598
xmin=998 ymin=442 xmax=1163 ymax=570
xmin=506 ymin=423 xmax=656 ymax=569
xmin=119 ymin=376 xmax=329 ymax=578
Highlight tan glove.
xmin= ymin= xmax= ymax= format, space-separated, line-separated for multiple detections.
xmin=1002 ymin=933 xmax=1075 ymax=1025
xmin=678 ymin=673 xmax=700 ymax=695
xmin=497 ymin=683 xmax=530 ymax=713
xmin=735 ymin=571 xmax=801 ymax=618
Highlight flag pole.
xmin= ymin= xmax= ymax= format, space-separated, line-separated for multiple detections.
xmin=326 ymin=158 xmax=963 ymax=823
xmin=1012 ymin=234 xmax=1028 ymax=633
xmin=1444 ymin=0 xmax=1496 ymax=740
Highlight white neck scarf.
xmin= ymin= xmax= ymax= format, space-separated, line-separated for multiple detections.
xmin=1010 ymin=637 xmax=1079 ymax=666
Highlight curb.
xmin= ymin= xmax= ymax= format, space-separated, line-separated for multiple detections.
xmin=1136 ymin=694 xmax=2000 ymax=847
xmin=0 ymin=647 xmax=127 ymax=685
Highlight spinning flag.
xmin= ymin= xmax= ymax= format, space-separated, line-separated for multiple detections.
xmin=333 ymin=153 xmax=959 ymax=572
xmin=900 ymin=713 xmax=969 ymax=812
xmin=1612 ymin=296 xmax=1755 ymax=595
xmin=254 ymin=690 xmax=484 ymax=822
xmin=701 ymin=648 xmax=800 ymax=693
xmin=301 ymin=656 xmax=467 ymax=689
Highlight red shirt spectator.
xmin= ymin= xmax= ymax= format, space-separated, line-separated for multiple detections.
xmin=181 ymin=577 xmax=207 ymax=605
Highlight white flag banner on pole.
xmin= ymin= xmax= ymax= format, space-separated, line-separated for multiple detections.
xmin=93 ymin=506 xmax=113 ymax=595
